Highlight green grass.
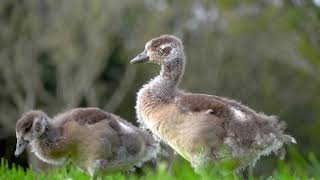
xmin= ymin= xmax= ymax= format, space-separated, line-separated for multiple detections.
xmin=1 ymin=151 xmax=319 ymax=180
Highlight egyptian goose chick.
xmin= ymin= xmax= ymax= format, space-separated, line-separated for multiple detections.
xmin=14 ymin=108 xmax=159 ymax=177
xmin=130 ymin=35 xmax=296 ymax=169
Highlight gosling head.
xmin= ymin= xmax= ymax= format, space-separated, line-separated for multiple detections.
xmin=14 ymin=111 xmax=49 ymax=157
xmin=130 ymin=35 xmax=184 ymax=65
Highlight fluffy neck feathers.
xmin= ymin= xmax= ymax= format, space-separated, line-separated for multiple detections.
xmin=160 ymin=58 xmax=185 ymax=85
xmin=142 ymin=57 xmax=185 ymax=102
xmin=30 ymin=121 xmax=66 ymax=164
xmin=32 ymin=121 xmax=62 ymax=151
xmin=38 ymin=123 xmax=60 ymax=142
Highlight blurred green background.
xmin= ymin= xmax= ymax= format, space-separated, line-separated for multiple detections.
xmin=0 ymin=0 xmax=319 ymax=176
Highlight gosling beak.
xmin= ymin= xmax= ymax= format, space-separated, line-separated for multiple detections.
xmin=14 ymin=137 xmax=29 ymax=157
xmin=130 ymin=50 xmax=149 ymax=64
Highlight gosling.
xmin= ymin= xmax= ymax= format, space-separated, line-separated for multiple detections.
xmin=130 ymin=35 xmax=296 ymax=169
xmin=14 ymin=108 xmax=159 ymax=177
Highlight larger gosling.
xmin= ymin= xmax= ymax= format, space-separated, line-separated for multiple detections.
xmin=130 ymin=35 xmax=296 ymax=169
xmin=14 ymin=108 xmax=159 ymax=177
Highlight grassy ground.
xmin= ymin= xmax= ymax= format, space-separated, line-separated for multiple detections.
xmin=1 ymin=151 xmax=319 ymax=180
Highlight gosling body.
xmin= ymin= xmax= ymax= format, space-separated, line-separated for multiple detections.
xmin=15 ymin=108 xmax=159 ymax=177
xmin=131 ymin=35 xmax=296 ymax=169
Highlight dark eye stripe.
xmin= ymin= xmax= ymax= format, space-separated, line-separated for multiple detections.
xmin=152 ymin=37 xmax=174 ymax=48
xmin=25 ymin=127 xmax=31 ymax=132
xmin=162 ymin=46 xmax=172 ymax=55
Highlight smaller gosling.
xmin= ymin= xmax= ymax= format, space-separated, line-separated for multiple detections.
xmin=14 ymin=108 xmax=159 ymax=177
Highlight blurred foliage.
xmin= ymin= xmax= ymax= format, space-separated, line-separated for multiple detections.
xmin=0 ymin=0 xmax=319 ymax=176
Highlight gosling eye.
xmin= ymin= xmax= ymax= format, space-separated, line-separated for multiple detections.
xmin=24 ymin=126 xmax=31 ymax=133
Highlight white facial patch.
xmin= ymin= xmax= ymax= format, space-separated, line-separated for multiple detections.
xmin=231 ymin=107 xmax=246 ymax=121
xmin=146 ymin=50 xmax=152 ymax=57
xmin=145 ymin=41 xmax=151 ymax=49
xmin=160 ymin=43 xmax=171 ymax=49
xmin=23 ymin=132 xmax=32 ymax=141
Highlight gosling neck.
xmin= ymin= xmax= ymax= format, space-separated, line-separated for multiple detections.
xmin=37 ymin=121 xmax=61 ymax=143
xmin=144 ymin=56 xmax=185 ymax=102
xmin=160 ymin=57 xmax=185 ymax=87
